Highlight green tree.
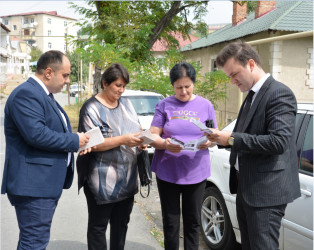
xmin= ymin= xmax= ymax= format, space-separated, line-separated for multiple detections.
xmin=66 ymin=50 xmax=89 ymax=85
xmin=71 ymin=1 xmax=209 ymax=92
xmin=30 ymin=47 xmax=42 ymax=62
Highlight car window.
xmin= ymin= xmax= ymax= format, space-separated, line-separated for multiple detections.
xmin=126 ymin=96 xmax=163 ymax=115
xmin=299 ymin=116 xmax=313 ymax=175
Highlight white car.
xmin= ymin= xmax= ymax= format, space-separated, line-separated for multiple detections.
xmin=121 ymin=89 xmax=164 ymax=155
xmin=201 ymin=103 xmax=313 ymax=250
xmin=69 ymin=83 xmax=84 ymax=97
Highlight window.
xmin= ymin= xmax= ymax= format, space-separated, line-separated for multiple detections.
xmin=48 ymin=30 xmax=51 ymax=36
xmin=13 ymin=25 xmax=17 ymax=30
xmin=24 ymin=18 xmax=28 ymax=24
xmin=24 ymin=29 xmax=30 ymax=36
xmin=4 ymin=19 xmax=8 ymax=25
xmin=48 ymin=18 xmax=51 ymax=24
xmin=48 ymin=42 xmax=52 ymax=49
xmin=31 ymin=18 xmax=34 ymax=23
xmin=300 ymin=116 xmax=313 ymax=174
xmin=31 ymin=31 xmax=35 ymax=36
xmin=64 ymin=21 xmax=67 ymax=27
xmin=211 ymin=59 xmax=218 ymax=72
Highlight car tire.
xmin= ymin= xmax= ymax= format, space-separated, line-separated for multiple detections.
xmin=201 ymin=186 xmax=236 ymax=250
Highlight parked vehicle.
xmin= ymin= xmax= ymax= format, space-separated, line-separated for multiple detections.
xmin=121 ymin=89 xmax=164 ymax=155
xmin=69 ymin=83 xmax=84 ymax=97
xmin=201 ymin=103 xmax=313 ymax=250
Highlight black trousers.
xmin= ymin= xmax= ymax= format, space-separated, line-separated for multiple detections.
xmin=236 ymin=192 xmax=287 ymax=250
xmin=84 ymin=185 xmax=134 ymax=250
xmin=156 ymin=177 xmax=206 ymax=250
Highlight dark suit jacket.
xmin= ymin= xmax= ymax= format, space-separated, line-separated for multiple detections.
xmin=229 ymin=76 xmax=301 ymax=207
xmin=1 ymin=77 xmax=79 ymax=198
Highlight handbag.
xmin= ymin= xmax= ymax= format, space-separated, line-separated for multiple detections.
xmin=137 ymin=150 xmax=152 ymax=198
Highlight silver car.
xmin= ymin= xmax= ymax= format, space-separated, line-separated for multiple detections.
xmin=201 ymin=103 xmax=313 ymax=250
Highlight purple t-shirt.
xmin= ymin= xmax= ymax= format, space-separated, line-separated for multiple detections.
xmin=151 ymin=95 xmax=217 ymax=184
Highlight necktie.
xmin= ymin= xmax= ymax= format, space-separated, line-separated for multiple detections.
xmin=236 ymin=90 xmax=255 ymax=132
xmin=48 ymin=93 xmax=56 ymax=103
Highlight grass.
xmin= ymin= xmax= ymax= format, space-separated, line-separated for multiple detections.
xmin=63 ymin=103 xmax=81 ymax=131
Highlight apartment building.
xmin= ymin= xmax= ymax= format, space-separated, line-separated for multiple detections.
xmin=1 ymin=11 xmax=78 ymax=53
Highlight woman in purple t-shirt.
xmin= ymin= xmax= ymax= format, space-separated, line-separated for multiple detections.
xmin=150 ymin=62 xmax=217 ymax=250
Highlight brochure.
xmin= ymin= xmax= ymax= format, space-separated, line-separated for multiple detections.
xmin=78 ymin=126 xmax=104 ymax=152
xmin=136 ymin=129 xmax=156 ymax=144
xmin=190 ymin=118 xmax=213 ymax=134
xmin=170 ymin=136 xmax=208 ymax=151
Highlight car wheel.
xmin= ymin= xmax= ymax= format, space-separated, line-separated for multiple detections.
xmin=201 ymin=186 xmax=236 ymax=250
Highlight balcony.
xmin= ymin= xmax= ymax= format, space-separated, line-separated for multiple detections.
xmin=22 ymin=22 xmax=38 ymax=29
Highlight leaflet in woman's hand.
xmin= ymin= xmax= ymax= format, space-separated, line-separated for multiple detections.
xmin=190 ymin=118 xmax=213 ymax=134
xmin=79 ymin=126 xmax=104 ymax=152
xmin=170 ymin=136 xmax=208 ymax=151
xmin=136 ymin=129 xmax=156 ymax=144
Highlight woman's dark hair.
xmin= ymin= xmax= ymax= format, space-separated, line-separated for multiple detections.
xmin=101 ymin=63 xmax=129 ymax=89
xmin=169 ymin=62 xmax=196 ymax=86
xmin=36 ymin=50 xmax=65 ymax=74
xmin=216 ymin=41 xmax=261 ymax=68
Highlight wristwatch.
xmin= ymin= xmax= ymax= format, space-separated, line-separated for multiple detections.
xmin=228 ymin=136 xmax=234 ymax=146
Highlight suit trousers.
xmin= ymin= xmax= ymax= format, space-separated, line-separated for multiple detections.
xmin=8 ymin=194 xmax=59 ymax=250
xmin=156 ymin=177 xmax=206 ymax=250
xmin=236 ymin=192 xmax=287 ymax=250
xmin=83 ymin=185 xmax=134 ymax=250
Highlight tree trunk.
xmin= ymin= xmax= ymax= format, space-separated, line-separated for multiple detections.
xmin=147 ymin=1 xmax=182 ymax=48
xmin=93 ymin=64 xmax=102 ymax=95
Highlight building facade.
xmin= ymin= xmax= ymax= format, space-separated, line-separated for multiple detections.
xmin=181 ymin=1 xmax=313 ymax=126
xmin=1 ymin=11 xmax=78 ymax=53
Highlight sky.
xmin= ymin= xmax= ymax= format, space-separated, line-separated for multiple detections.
xmin=0 ymin=0 xmax=233 ymax=25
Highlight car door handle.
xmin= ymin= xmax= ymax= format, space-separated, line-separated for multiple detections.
xmin=301 ymin=189 xmax=312 ymax=197
xmin=223 ymin=163 xmax=230 ymax=169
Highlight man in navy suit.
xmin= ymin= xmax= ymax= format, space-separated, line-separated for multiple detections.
xmin=207 ymin=42 xmax=300 ymax=250
xmin=1 ymin=50 xmax=90 ymax=249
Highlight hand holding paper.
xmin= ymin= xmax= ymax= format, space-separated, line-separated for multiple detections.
xmin=78 ymin=127 xmax=104 ymax=152
xmin=136 ymin=130 xmax=156 ymax=144
xmin=190 ymin=118 xmax=213 ymax=134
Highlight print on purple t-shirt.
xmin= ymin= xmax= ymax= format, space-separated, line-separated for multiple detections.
xmin=151 ymin=95 xmax=217 ymax=184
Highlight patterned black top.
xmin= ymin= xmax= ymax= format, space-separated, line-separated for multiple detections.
xmin=78 ymin=96 xmax=140 ymax=204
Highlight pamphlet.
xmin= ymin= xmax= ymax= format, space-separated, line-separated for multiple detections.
xmin=78 ymin=126 xmax=104 ymax=152
xmin=190 ymin=118 xmax=213 ymax=134
xmin=136 ymin=129 xmax=156 ymax=144
xmin=170 ymin=136 xmax=208 ymax=151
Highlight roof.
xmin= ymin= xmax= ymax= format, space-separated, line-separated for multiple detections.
xmin=10 ymin=36 xmax=24 ymax=42
xmin=1 ymin=11 xmax=76 ymax=21
xmin=181 ymin=1 xmax=313 ymax=52
xmin=152 ymin=32 xmax=199 ymax=52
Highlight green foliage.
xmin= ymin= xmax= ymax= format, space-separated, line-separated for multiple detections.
xmin=30 ymin=47 xmax=42 ymax=62
xmin=194 ymin=70 xmax=230 ymax=109
xmin=66 ymin=50 xmax=89 ymax=84
xmin=68 ymin=0 xmax=228 ymax=107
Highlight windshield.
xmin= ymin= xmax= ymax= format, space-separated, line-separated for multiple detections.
xmin=125 ymin=96 xmax=163 ymax=115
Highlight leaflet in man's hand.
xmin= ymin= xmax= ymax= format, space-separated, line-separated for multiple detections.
xmin=170 ymin=136 xmax=208 ymax=151
xmin=136 ymin=129 xmax=156 ymax=144
xmin=78 ymin=126 xmax=104 ymax=152
xmin=190 ymin=118 xmax=213 ymax=134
